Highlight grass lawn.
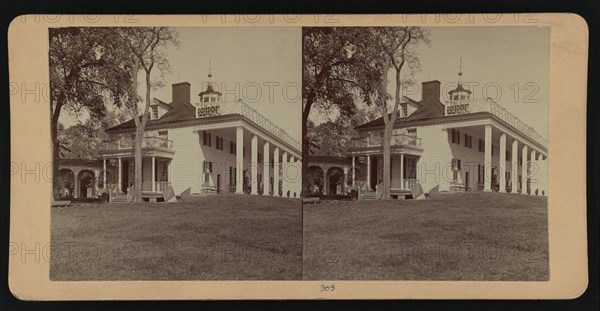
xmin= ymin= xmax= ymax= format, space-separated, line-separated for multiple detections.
xmin=303 ymin=192 xmax=548 ymax=281
xmin=51 ymin=195 xmax=302 ymax=280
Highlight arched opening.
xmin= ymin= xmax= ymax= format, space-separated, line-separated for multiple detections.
xmin=326 ymin=167 xmax=345 ymax=196
xmin=57 ymin=169 xmax=74 ymax=199
xmin=307 ymin=166 xmax=324 ymax=196
xmin=77 ymin=170 xmax=96 ymax=198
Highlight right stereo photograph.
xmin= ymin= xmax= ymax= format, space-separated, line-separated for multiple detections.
xmin=302 ymin=26 xmax=549 ymax=281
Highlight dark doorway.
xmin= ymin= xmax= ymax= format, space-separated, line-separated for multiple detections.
xmin=465 ymin=172 xmax=470 ymax=191
xmin=122 ymin=159 xmax=129 ymax=193
xmin=370 ymin=157 xmax=378 ymax=190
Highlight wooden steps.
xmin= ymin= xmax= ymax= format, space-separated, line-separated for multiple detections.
xmin=111 ymin=194 xmax=129 ymax=203
xmin=359 ymin=191 xmax=377 ymax=200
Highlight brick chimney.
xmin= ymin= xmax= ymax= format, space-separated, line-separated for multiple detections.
xmin=422 ymin=80 xmax=441 ymax=102
xmin=172 ymin=82 xmax=191 ymax=104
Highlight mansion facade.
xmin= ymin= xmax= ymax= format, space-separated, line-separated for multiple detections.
xmin=98 ymin=80 xmax=302 ymax=201
xmin=349 ymin=79 xmax=548 ymax=198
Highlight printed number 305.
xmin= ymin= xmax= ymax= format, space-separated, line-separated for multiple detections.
xmin=320 ymin=285 xmax=335 ymax=292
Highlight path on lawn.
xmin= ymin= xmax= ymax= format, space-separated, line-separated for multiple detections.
xmin=303 ymin=192 xmax=549 ymax=281
xmin=51 ymin=195 xmax=303 ymax=280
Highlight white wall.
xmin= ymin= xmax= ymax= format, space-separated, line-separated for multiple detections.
xmin=413 ymin=124 xmax=506 ymax=193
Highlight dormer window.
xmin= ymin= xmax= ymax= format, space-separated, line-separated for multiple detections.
xmin=401 ymin=104 xmax=408 ymax=117
xmin=151 ymin=106 xmax=159 ymax=120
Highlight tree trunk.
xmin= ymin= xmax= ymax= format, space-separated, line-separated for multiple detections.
xmin=133 ymin=128 xmax=143 ymax=202
xmin=381 ymin=128 xmax=392 ymax=200
xmin=133 ymin=69 xmax=151 ymax=203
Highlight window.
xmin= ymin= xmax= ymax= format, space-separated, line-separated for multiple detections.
xmin=478 ymin=139 xmax=484 ymax=152
xmin=258 ymin=153 xmax=263 ymax=164
xmin=407 ymin=128 xmax=417 ymax=136
xmin=477 ymin=164 xmax=482 ymax=183
xmin=452 ymin=158 xmax=462 ymax=171
xmin=215 ymin=136 xmax=224 ymax=150
xmin=506 ymin=151 xmax=511 ymax=162
xmin=203 ymin=97 xmax=209 ymax=103
xmin=230 ymin=141 xmax=235 ymax=154
xmin=402 ymin=104 xmax=408 ymax=117
xmin=203 ymin=161 xmax=213 ymax=184
xmin=157 ymin=160 xmax=168 ymax=182
xmin=465 ymin=135 xmax=472 ymax=148
xmin=202 ymin=131 xmax=212 ymax=147
xmin=451 ymin=129 xmax=460 ymax=145
xmin=151 ymin=106 xmax=159 ymax=119
xmin=203 ymin=131 xmax=212 ymax=146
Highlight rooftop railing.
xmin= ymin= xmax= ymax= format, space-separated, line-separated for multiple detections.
xmin=445 ymin=98 xmax=548 ymax=148
xmin=196 ymin=101 xmax=301 ymax=151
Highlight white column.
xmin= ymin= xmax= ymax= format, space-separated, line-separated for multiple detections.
xmin=250 ymin=134 xmax=258 ymax=195
xmin=282 ymin=151 xmax=288 ymax=197
xmin=235 ymin=126 xmax=244 ymax=194
xmin=521 ymin=145 xmax=528 ymax=194
xmin=263 ymin=141 xmax=270 ymax=196
xmin=118 ymin=158 xmax=122 ymax=193
xmin=103 ymin=159 xmax=107 ymax=190
xmin=367 ymin=155 xmax=371 ymax=190
xmin=483 ymin=124 xmax=492 ymax=192
xmin=352 ymin=156 xmax=356 ymax=187
xmin=536 ymin=153 xmax=543 ymax=196
xmin=542 ymin=155 xmax=547 ymax=196
xmin=529 ymin=149 xmax=536 ymax=195
xmin=343 ymin=167 xmax=349 ymax=194
xmin=511 ymin=138 xmax=518 ymax=193
xmin=151 ymin=156 xmax=156 ymax=192
xmin=274 ymin=147 xmax=280 ymax=197
xmin=290 ymin=155 xmax=296 ymax=197
xmin=499 ymin=132 xmax=507 ymax=193
xmin=323 ymin=165 xmax=328 ymax=195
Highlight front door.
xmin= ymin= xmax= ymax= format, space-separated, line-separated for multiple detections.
xmin=217 ymin=174 xmax=221 ymax=193
xmin=371 ymin=157 xmax=378 ymax=190
xmin=465 ymin=172 xmax=470 ymax=191
xmin=122 ymin=159 xmax=129 ymax=193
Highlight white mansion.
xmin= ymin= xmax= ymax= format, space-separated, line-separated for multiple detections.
xmin=349 ymin=77 xmax=548 ymax=198
xmin=98 ymin=77 xmax=302 ymax=201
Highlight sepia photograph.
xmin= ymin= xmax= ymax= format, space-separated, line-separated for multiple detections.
xmin=49 ymin=26 xmax=303 ymax=280
xmin=6 ymin=12 xmax=590 ymax=301
xmin=302 ymin=26 xmax=550 ymax=280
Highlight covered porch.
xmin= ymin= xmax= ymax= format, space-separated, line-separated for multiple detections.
xmin=100 ymin=135 xmax=175 ymax=200
xmin=350 ymin=133 xmax=423 ymax=199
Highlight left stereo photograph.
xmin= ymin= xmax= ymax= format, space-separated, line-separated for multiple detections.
xmin=48 ymin=27 xmax=303 ymax=280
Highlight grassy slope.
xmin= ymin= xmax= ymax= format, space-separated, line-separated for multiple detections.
xmin=303 ymin=192 xmax=548 ymax=281
xmin=51 ymin=195 xmax=302 ymax=280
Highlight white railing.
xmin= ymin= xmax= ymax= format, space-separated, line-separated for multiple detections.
xmin=352 ymin=133 xmax=422 ymax=148
xmin=402 ymin=179 xmax=419 ymax=190
xmin=196 ymin=101 xmax=301 ymax=151
xmin=445 ymin=98 xmax=547 ymax=148
xmin=103 ymin=136 xmax=173 ymax=151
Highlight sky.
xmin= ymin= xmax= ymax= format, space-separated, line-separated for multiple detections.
xmin=310 ymin=26 xmax=550 ymax=139
xmin=61 ymin=27 xmax=302 ymax=140
xmin=60 ymin=26 xmax=548 ymax=140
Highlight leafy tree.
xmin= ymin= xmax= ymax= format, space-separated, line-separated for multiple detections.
xmin=370 ymin=27 xmax=430 ymax=200
xmin=57 ymin=120 xmax=108 ymax=160
xmin=302 ymin=27 xmax=385 ymax=195
xmin=49 ymin=27 xmax=137 ymax=200
xmin=116 ymin=27 xmax=178 ymax=202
